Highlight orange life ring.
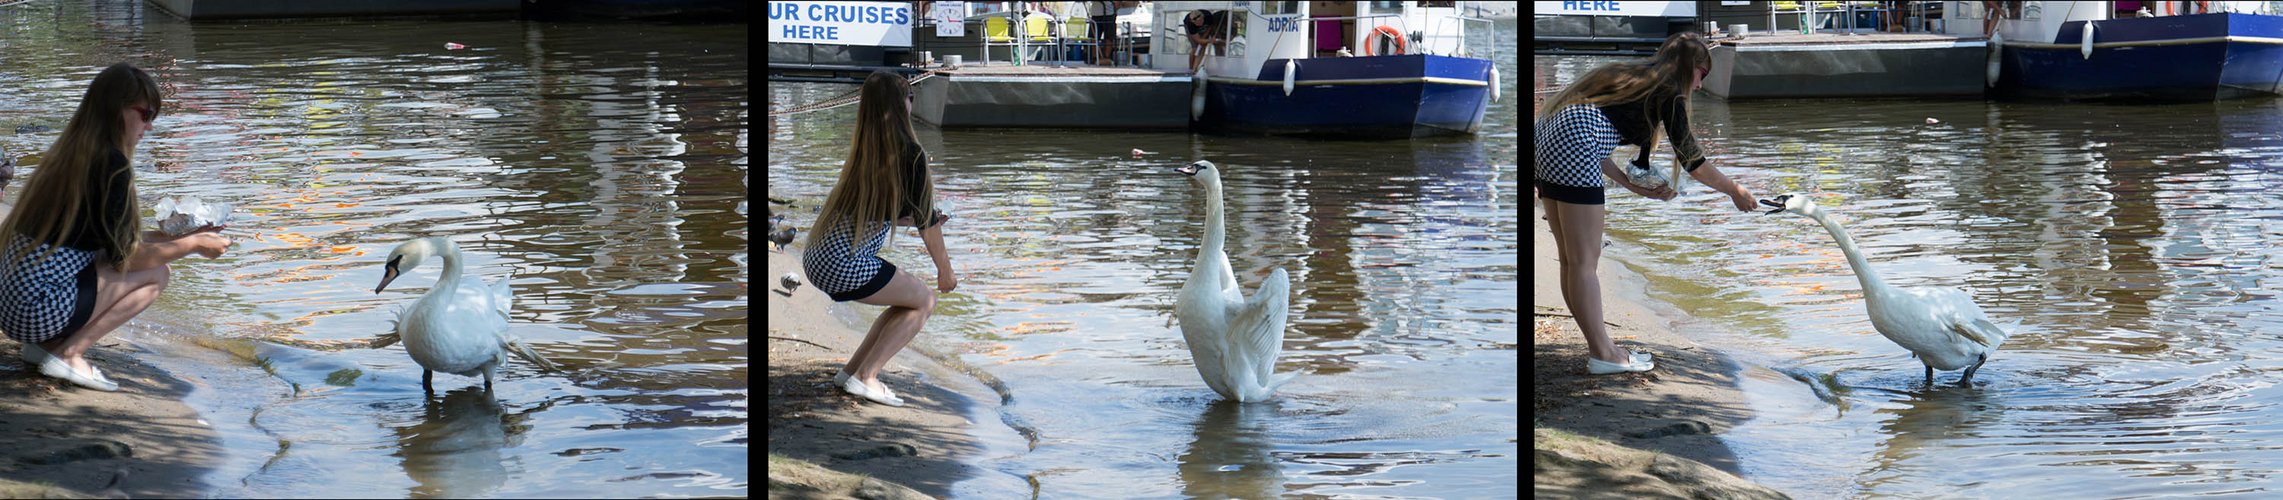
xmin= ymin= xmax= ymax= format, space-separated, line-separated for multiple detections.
xmin=1365 ymin=25 xmax=1406 ymax=56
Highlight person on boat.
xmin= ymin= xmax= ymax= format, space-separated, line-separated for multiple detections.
xmin=0 ymin=63 xmax=233 ymax=391
xmin=1533 ymin=32 xmax=1759 ymax=375
xmin=1184 ymin=9 xmax=1228 ymax=73
xmin=802 ymin=71 xmax=956 ymax=407
xmin=1983 ymin=1 xmax=2021 ymax=37
xmin=1087 ymin=1 xmax=1119 ymax=65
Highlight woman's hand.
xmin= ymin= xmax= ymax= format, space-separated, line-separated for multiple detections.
xmin=189 ymin=232 xmax=231 ymax=258
xmin=1728 ymin=185 xmax=1759 ymax=212
xmin=1613 ymin=175 xmax=1677 ymax=201
xmin=937 ymin=268 xmax=958 ymax=293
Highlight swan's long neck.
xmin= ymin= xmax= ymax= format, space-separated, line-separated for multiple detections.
xmin=1196 ymin=179 xmax=1226 ymax=266
xmin=431 ymin=238 xmax=463 ymax=299
xmin=1807 ymin=212 xmax=1889 ymax=296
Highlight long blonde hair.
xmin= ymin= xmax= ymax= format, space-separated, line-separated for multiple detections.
xmin=1 ymin=63 xmax=158 ymax=270
xmin=807 ymin=71 xmax=934 ymax=250
xmin=1535 ymin=32 xmax=1710 ymax=155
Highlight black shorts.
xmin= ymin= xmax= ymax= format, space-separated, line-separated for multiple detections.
xmin=829 ymin=260 xmax=897 ymax=302
xmin=1090 ymin=15 xmax=1116 ymax=40
xmin=64 ymin=259 xmax=96 ymax=337
xmin=1533 ymin=104 xmax=1618 ymax=205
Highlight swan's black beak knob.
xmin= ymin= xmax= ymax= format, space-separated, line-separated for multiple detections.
xmin=1758 ymin=196 xmax=1787 ymax=216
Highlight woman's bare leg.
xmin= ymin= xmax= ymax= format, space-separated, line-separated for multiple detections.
xmin=40 ymin=263 xmax=170 ymax=374
xmin=848 ymin=271 xmax=935 ymax=393
xmin=1547 ymin=200 xmax=1625 ymax=364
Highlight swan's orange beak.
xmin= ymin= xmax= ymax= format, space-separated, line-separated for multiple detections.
xmin=375 ymin=256 xmax=402 ymax=294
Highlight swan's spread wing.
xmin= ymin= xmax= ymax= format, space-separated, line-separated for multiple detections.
xmin=489 ymin=275 xmax=513 ymax=319
xmin=1228 ymin=268 xmax=1291 ymax=387
xmin=1948 ymin=316 xmax=2007 ymax=350
xmin=501 ymin=334 xmax=559 ymax=372
xmin=1914 ymin=286 xmax=2007 ymax=349
xmin=475 ymin=275 xmax=557 ymax=371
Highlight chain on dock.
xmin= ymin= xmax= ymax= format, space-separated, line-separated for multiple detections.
xmin=768 ymin=71 xmax=939 ymax=117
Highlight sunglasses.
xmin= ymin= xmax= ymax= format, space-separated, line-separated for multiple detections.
xmin=130 ymin=105 xmax=156 ymax=123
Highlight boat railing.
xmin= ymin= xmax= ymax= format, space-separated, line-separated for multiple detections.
xmin=1294 ymin=13 xmax=1414 ymax=57
xmin=916 ymin=9 xmax=1146 ymax=67
xmin=1290 ymin=12 xmax=1492 ymax=60
xmin=1431 ymin=14 xmax=1499 ymax=60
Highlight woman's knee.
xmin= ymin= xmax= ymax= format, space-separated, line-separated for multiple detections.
xmin=898 ymin=274 xmax=937 ymax=315
xmin=137 ymin=263 xmax=172 ymax=291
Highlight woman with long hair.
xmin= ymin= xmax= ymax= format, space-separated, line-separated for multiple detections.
xmin=801 ymin=71 xmax=955 ymax=406
xmin=1535 ymin=32 xmax=1756 ymax=375
xmin=2 ymin=63 xmax=232 ymax=391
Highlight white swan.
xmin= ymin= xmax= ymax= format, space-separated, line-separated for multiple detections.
xmin=1174 ymin=160 xmax=1298 ymax=402
xmin=1761 ymin=194 xmax=2010 ymax=386
xmin=375 ymin=237 xmax=558 ymax=392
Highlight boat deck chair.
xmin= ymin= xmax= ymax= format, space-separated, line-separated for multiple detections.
xmin=983 ymin=15 xmax=1017 ymax=64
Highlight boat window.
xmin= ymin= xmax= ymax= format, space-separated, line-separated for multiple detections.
xmin=1369 ymin=1 xmax=1404 ymax=12
xmin=1261 ymin=1 xmax=1299 ymax=15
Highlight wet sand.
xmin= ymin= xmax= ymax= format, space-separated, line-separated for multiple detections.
xmin=764 ymin=247 xmax=999 ymax=499
xmin=0 ymin=340 xmax=224 ymax=498
xmin=1530 ymin=199 xmax=1790 ymax=498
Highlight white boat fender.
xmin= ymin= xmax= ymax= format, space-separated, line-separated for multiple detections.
xmin=2082 ymin=21 xmax=2096 ymax=60
xmin=1490 ymin=67 xmax=1501 ymax=103
xmin=1283 ymin=60 xmax=1296 ymax=96
xmin=1986 ymin=32 xmax=2004 ymax=88
xmin=1192 ymin=66 xmax=1209 ymax=120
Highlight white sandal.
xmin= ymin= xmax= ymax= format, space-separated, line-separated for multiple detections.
xmin=840 ymin=377 xmax=904 ymax=406
xmin=1586 ymin=349 xmax=1656 ymax=375
xmin=836 ymin=367 xmax=895 ymax=400
xmin=20 ymin=342 xmax=49 ymax=366
xmin=40 ymin=356 xmax=118 ymax=391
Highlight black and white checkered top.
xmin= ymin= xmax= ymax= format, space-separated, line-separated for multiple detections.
xmin=1534 ymin=103 xmax=1620 ymax=204
xmin=801 ymin=218 xmax=900 ymax=302
xmin=800 ymin=141 xmax=944 ymax=302
xmin=0 ymin=234 xmax=97 ymax=344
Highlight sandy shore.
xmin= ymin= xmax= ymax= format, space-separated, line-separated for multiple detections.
xmin=0 ymin=339 xmax=224 ymax=498
xmin=764 ymin=244 xmax=1002 ymax=499
xmin=1530 ymin=199 xmax=1790 ymax=499
xmin=0 ymin=200 xmax=222 ymax=498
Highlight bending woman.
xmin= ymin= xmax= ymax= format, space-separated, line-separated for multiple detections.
xmin=1 ymin=63 xmax=232 ymax=391
xmin=1535 ymin=33 xmax=1756 ymax=375
xmin=801 ymin=71 xmax=956 ymax=407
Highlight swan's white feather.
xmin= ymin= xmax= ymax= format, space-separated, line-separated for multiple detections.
xmin=1175 ymin=160 xmax=1298 ymax=403
xmin=1771 ymin=194 xmax=2010 ymax=383
xmin=388 ymin=237 xmax=557 ymax=387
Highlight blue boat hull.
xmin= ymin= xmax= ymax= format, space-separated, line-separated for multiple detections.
xmin=1198 ymin=54 xmax=1493 ymax=138
xmin=2001 ymin=13 xmax=2283 ymax=100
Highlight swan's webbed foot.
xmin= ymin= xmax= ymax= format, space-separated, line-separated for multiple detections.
xmin=1959 ymin=353 xmax=1988 ymax=387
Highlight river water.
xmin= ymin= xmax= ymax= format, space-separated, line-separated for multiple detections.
xmin=0 ymin=2 xmax=745 ymax=497
xmin=768 ymin=19 xmax=1519 ymax=499
xmin=1541 ymin=53 xmax=2283 ymax=496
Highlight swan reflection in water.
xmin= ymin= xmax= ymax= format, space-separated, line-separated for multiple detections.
xmin=1177 ymin=398 xmax=1287 ymax=498
xmin=393 ymin=386 xmax=543 ymax=498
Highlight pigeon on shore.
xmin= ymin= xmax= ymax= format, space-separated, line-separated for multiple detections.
xmin=768 ymin=216 xmax=797 ymax=252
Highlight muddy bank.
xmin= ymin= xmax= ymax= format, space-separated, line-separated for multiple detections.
xmin=1531 ymin=199 xmax=1789 ymax=499
xmin=764 ymin=247 xmax=1003 ymax=499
